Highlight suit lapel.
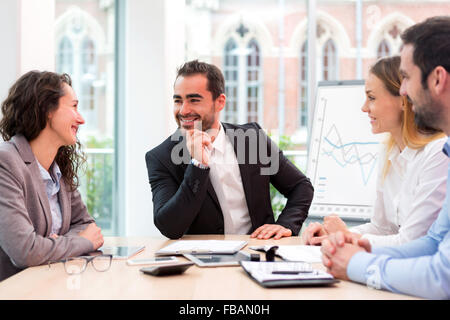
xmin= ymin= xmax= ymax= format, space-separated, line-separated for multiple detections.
xmin=206 ymin=179 xmax=220 ymax=210
xmin=11 ymin=135 xmax=54 ymax=236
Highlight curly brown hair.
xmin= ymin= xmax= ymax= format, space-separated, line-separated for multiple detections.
xmin=0 ymin=70 xmax=85 ymax=191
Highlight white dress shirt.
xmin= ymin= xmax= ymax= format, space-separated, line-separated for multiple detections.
xmin=208 ymin=123 xmax=252 ymax=234
xmin=350 ymin=136 xmax=448 ymax=247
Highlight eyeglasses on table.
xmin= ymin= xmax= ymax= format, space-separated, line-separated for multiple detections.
xmin=48 ymin=254 xmax=113 ymax=275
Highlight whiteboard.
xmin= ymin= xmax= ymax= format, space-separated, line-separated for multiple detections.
xmin=306 ymin=81 xmax=383 ymax=220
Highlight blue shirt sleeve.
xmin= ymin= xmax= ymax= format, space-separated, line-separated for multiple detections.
xmin=347 ymin=184 xmax=450 ymax=299
xmin=371 ymin=236 xmax=435 ymax=258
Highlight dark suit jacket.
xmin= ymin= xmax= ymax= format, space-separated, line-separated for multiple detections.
xmin=145 ymin=122 xmax=313 ymax=239
xmin=0 ymin=135 xmax=94 ymax=281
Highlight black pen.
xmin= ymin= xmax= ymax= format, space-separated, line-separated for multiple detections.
xmin=271 ymin=270 xmax=315 ymax=275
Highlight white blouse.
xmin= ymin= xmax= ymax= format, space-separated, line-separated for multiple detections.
xmin=350 ymin=136 xmax=449 ymax=247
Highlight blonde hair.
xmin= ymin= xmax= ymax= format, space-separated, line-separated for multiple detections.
xmin=369 ymin=56 xmax=445 ymax=180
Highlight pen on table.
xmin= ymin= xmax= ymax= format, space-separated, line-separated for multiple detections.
xmin=271 ymin=270 xmax=317 ymax=275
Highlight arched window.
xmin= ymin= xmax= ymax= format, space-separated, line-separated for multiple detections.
xmin=81 ymin=37 xmax=96 ymax=75
xmin=223 ymin=39 xmax=238 ymax=124
xmin=246 ymin=39 xmax=260 ymax=123
xmin=322 ymin=39 xmax=338 ymax=81
xmin=81 ymin=37 xmax=97 ymax=112
xmin=299 ymin=41 xmax=308 ymax=128
xmin=223 ymin=35 xmax=263 ymax=125
xmin=56 ymin=36 xmax=73 ymax=75
xmin=377 ymin=39 xmax=391 ymax=59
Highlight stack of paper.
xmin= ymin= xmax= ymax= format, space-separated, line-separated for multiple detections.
xmin=155 ymin=240 xmax=247 ymax=256
xmin=249 ymin=245 xmax=323 ymax=263
xmin=276 ymin=245 xmax=323 ymax=263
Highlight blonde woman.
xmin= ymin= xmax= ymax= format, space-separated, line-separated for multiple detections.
xmin=302 ymin=56 xmax=448 ymax=247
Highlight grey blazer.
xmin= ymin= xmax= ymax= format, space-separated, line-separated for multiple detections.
xmin=0 ymin=135 xmax=94 ymax=281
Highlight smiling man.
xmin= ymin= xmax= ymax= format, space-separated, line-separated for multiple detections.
xmin=145 ymin=60 xmax=313 ymax=239
xmin=320 ymin=16 xmax=450 ymax=300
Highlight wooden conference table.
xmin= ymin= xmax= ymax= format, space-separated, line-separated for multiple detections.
xmin=0 ymin=235 xmax=418 ymax=300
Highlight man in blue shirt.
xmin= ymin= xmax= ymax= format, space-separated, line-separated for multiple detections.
xmin=320 ymin=16 xmax=450 ymax=299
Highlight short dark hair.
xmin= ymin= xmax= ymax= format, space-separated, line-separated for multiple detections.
xmin=401 ymin=16 xmax=450 ymax=88
xmin=175 ymin=60 xmax=225 ymax=100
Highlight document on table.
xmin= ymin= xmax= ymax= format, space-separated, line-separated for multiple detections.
xmin=155 ymin=240 xmax=247 ymax=256
xmin=249 ymin=245 xmax=323 ymax=263
xmin=240 ymin=261 xmax=336 ymax=287
xmin=276 ymin=245 xmax=322 ymax=263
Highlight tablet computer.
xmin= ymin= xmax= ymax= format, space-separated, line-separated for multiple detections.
xmin=97 ymin=246 xmax=145 ymax=259
xmin=183 ymin=251 xmax=251 ymax=267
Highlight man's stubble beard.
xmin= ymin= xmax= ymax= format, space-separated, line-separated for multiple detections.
xmin=176 ymin=104 xmax=217 ymax=132
xmin=412 ymin=89 xmax=443 ymax=132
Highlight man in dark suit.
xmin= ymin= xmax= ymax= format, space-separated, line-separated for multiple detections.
xmin=145 ymin=60 xmax=313 ymax=239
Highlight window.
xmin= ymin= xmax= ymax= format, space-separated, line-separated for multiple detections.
xmin=246 ymin=39 xmax=260 ymax=123
xmin=81 ymin=37 xmax=96 ymax=75
xmin=55 ymin=1 xmax=116 ymax=235
xmin=80 ymin=37 xmax=97 ymax=128
xmin=377 ymin=39 xmax=391 ymax=59
xmin=322 ymin=39 xmax=337 ymax=81
xmin=221 ymin=36 xmax=262 ymax=125
xmin=223 ymin=38 xmax=238 ymax=124
xmin=299 ymin=41 xmax=308 ymax=128
xmin=56 ymin=36 xmax=73 ymax=75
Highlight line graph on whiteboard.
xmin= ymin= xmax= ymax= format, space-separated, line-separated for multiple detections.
xmin=321 ymin=124 xmax=379 ymax=186
xmin=307 ymin=84 xmax=383 ymax=219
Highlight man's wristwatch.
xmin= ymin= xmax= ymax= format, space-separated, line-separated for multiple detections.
xmin=191 ymin=158 xmax=209 ymax=169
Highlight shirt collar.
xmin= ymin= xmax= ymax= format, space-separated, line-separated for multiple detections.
xmin=399 ymin=145 xmax=418 ymax=162
xmin=443 ymin=136 xmax=450 ymax=157
xmin=388 ymin=144 xmax=418 ymax=163
xmin=211 ymin=122 xmax=226 ymax=155
xmin=37 ymin=161 xmax=62 ymax=184
xmin=388 ymin=144 xmax=400 ymax=162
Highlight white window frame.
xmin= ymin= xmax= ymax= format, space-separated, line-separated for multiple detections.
xmin=222 ymin=37 xmax=263 ymax=125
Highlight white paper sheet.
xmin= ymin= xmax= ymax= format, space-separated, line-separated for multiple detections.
xmin=276 ymin=245 xmax=323 ymax=263
xmin=155 ymin=240 xmax=247 ymax=255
